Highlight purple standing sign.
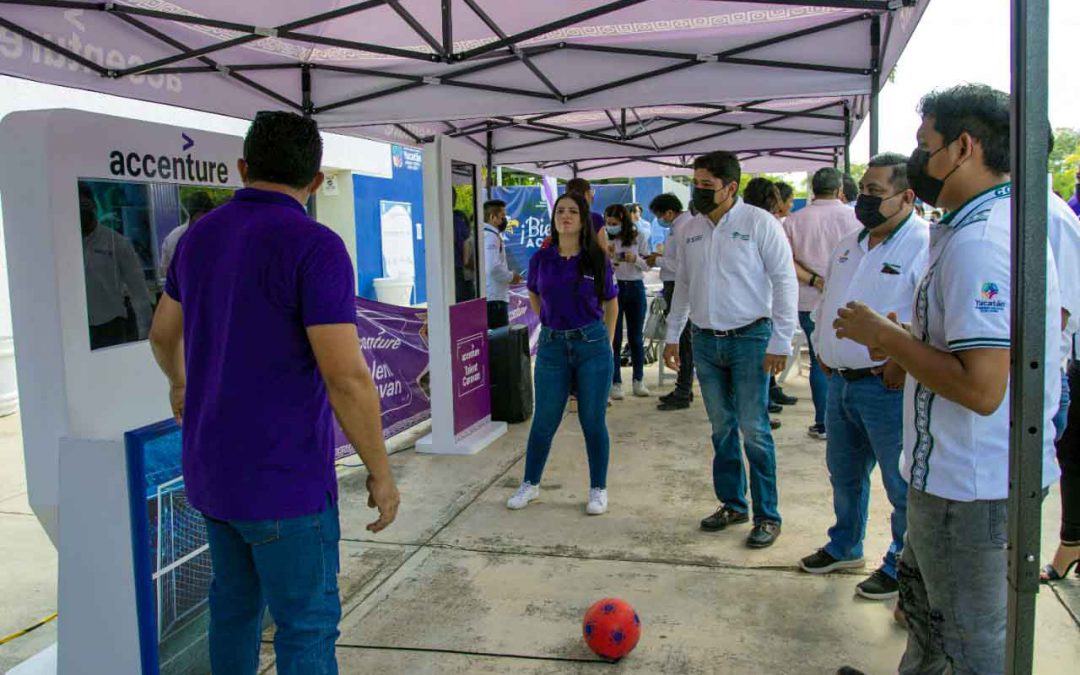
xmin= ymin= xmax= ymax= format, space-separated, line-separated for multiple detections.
xmin=333 ymin=297 xmax=432 ymax=458
xmin=449 ymin=298 xmax=491 ymax=440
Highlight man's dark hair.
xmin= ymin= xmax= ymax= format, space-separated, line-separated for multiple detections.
xmin=692 ymin=151 xmax=741 ymax=186
xmin=242 ymin=111 xmax=323 ymax=189
xmin=842 ymin=173 xmax=859 ymax=202
xmin=866 ymin=152 xmax=911 ymax=192
xmin=649 ymin=193 xmax=683 ymax=216
xmin=742 ymin=177 xmax=780 ymax=212
xmin=811 ymin=168 xmax=843 ymax=198
xmin=918 ymin=83 xmax=1010 ymax=174
xmin=483 ymin=199 xmax=506 ymax=222
xmin=626 ymin=202 xmax=642 ymax=214
xmin=565 ymin=177 xmax=592 ymax=196
xmin=774 ymin=181 xmax=794 ymax=202
xmin=185 ymin=191 xmax=216 ymax=219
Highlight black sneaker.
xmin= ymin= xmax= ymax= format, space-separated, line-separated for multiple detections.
xmin=856 ymin=569 xmax=899 ymax=600
xmin=771 ymin=387 xmax=799 ymax=406
xmin=657 ymin=398 xmax=691 ymax=411
xmin=837 ymin=668 xmax=867 ymax=675
xmin=770 ymin=418 xmax=782 ymax=430
xmin=768 ymin=401 xmax=783 ymax=414
xmin=746 ymin=520 xmax=781 ymax=548
xmin=808 ymin=424 xmax=827 ymax=440
xmin=799 ymin=549 xmax=866 ymax=574
xmin=660 ymin=391 xmax=693 ymax=404
xmin=700 ymin=505 xmax=749 ymax=532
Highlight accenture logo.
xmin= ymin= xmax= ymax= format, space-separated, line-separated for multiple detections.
xmin=106 ymin=132 xmax=230 ymax=185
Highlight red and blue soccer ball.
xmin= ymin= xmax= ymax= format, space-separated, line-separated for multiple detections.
xmin=582 ymin=598 xmax=641 ymax=661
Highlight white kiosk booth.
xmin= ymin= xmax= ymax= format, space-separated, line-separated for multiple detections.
xmin=0 ymin=109 xmax=503 ymax=674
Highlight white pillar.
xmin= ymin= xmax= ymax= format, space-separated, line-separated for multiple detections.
xmin=0 ymin=197 xmax=19 ymax=417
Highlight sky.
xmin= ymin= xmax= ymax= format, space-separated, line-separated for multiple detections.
xmin=849 ymin=0 xmax=1079 ymax=163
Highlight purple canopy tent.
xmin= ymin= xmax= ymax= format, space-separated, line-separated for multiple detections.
xmin=0 ymin=1 xmax=929 ymax=174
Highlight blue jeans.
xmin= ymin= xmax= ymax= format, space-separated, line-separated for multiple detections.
xmin=524 ymin=321 xmax=613 ymax=488
xmin=799 ymin=311 xmax=828 ymax=428
xmin=898 ymin=488 xmax=1007 ymax=675
xmin=612 ymin=280 xmax=647 ymax=384
xmin=1053 ymin=368 xmax=1071 ymax=441
xmin=823 ymin=373 xmax=908 ymax=578
xmin=203 ymin=500 xmax=341 ymax=675
xmin=692 ymin=321 xmax=781 ymax=523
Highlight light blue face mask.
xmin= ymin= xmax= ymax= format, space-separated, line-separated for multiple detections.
xmin=605 ymin=225 xmax=622 ymax=236
xmin=655 ymin=217 xmax=672 ymax=228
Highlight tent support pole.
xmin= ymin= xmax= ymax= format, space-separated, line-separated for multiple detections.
xmin=1006 ymin=0 xmax=1049 ymax=672
xmin=869 ymin=15 xmax=881 ymax=158
xmin=485 ymin=127 xmax=495 ymax=191
xmin=842 ymin=103 xmax=852 ymax=175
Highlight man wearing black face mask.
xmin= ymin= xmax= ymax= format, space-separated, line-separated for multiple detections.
xmin=798 ymin=153 xmax=929 ymax=603
xmin=833 ymin=84 xmax=1063 ymax=675
xmin=663 ymin=151 xmax=798 ymax=549
xmin=483 ymin=199 xmax=520 ymax=329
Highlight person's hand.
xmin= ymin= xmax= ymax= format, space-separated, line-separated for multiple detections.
xmin=646 ymin=253 xmax=661 ymax=267
xmin=879 ymin=360 xmax=907 ymax=390
xmin=624 ymin=252 xmax=637 ymax=263
xmin=169 ymin=383 xmax=185 ymax=425
xmin=366 ymin=472 xmax=400 ymax=533
xmin=763 ymin=354 xmax=787 ymax=376
xmin=834 ymin=301 xmax=896 ymax=355
xmin=867 ymin=311 xmax=904 ymax=361
xmin=511 ymin=272 xmax=523 ymax=284
xmin=813 ymin=276 xmax=825 ymax=292
xmin=664 ymin=343 xmax=680 ymax=371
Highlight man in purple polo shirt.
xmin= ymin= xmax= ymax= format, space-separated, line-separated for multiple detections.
xmin=149 ymin=111 xmax=399 ymax=675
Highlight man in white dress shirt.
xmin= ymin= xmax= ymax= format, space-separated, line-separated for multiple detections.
xmin=664 ymin=151 xmax=798 ymax=549
xmin=482 ymin=199 xmax=520 ymax=329
xmin=798 ymin=153 xmax=929 ymax=604
xmin=648 ymin=193 xmax=696 ymax=410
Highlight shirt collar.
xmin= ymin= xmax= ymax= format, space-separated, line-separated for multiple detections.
xmin=234 ymin=187 xmax=307 ymax=212
xmin=939 ymin=182 xmax=1011 ymax=229
xmin=857 ymin=209 xmax=914 ymax=245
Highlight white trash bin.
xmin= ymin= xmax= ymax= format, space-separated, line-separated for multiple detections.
xmin=373 ymin=277 xmax=415 ymax=306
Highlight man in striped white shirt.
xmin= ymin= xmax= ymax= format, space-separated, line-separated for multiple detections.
xmin=834 ymin=84 xmax=1061 ymax=675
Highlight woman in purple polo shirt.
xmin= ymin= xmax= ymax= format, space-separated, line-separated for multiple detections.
xmin=508 ymin=192 xmax=618 ymax=515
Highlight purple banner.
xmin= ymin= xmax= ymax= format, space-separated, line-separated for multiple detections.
xmin=334 ymin=297 xmax=431 ymax=458
xmin=508 ymin=283 xmax=541 ymax=356
xmin=449 ymin=298 xmax=491 ymax=440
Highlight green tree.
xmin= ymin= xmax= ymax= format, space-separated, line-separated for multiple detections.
xmin=1050 ymin=127 xmax=1080 ymax=199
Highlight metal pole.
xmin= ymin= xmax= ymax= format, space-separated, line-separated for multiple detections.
xmin=842 ymin=103 xmax=852 ymax=175
xmin=1006 ymin=0 xmax=1049 ymax=673
xmin=869 ymin=15 xmax=881 ymax=158
xmin=301 ymin=64 xmax=318 ymax=218
xmin=485 ymin=127 xmax=494 ymax=191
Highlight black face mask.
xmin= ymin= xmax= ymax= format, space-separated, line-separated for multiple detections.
xmin=854 ymin=192 xmax=903 ymax=230
xmin=907 ymin=144 xmax=962 ymax=208
xmin=691 ymin=186 xmax=717 ymax=215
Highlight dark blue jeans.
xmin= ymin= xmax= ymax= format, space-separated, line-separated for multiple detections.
xmin=823 ymin=373 xmax=908 ymax=578
xmin=692 ymin=321 xmax=781 ymax=523
xmin=524 ymin=321 xmax=614 ymax=488
xmin=203 ymin=500 xmax=341 ymax=675
xmin=799 ymin=311 xmax=828 ymax=428
xmin=613 ymin=280 xmax=647 ymax=384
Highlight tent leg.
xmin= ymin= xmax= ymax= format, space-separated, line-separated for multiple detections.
xmin=1006 ymin=0 xmax=1049 ymax=672
xmin=843 ymin=103 xmax=852 ymax=175
xmin=869 ymin=16 xmax=880 ymax=158
xmin=485 ymin=128 xmax=494 ymax=191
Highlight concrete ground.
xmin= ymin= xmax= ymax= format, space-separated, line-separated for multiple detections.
xmin=1 ymin=362 xmax=1078 ymax=674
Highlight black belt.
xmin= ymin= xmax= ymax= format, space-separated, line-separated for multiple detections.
xmin=837 ymin=367 xmax=877 ymax=381
xmin=695 ymin=318 xmax=769 ymax=338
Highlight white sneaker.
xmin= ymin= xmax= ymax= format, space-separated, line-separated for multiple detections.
xmin=586 ymin=488 xmax=608 ymax=515
xmin=507 ymin=482 xmax=540 ymax=510
xmin=632 ymin=380 xmax=651 ymax=397
xmin=610 ymin=383 xmax=625 ymax=400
